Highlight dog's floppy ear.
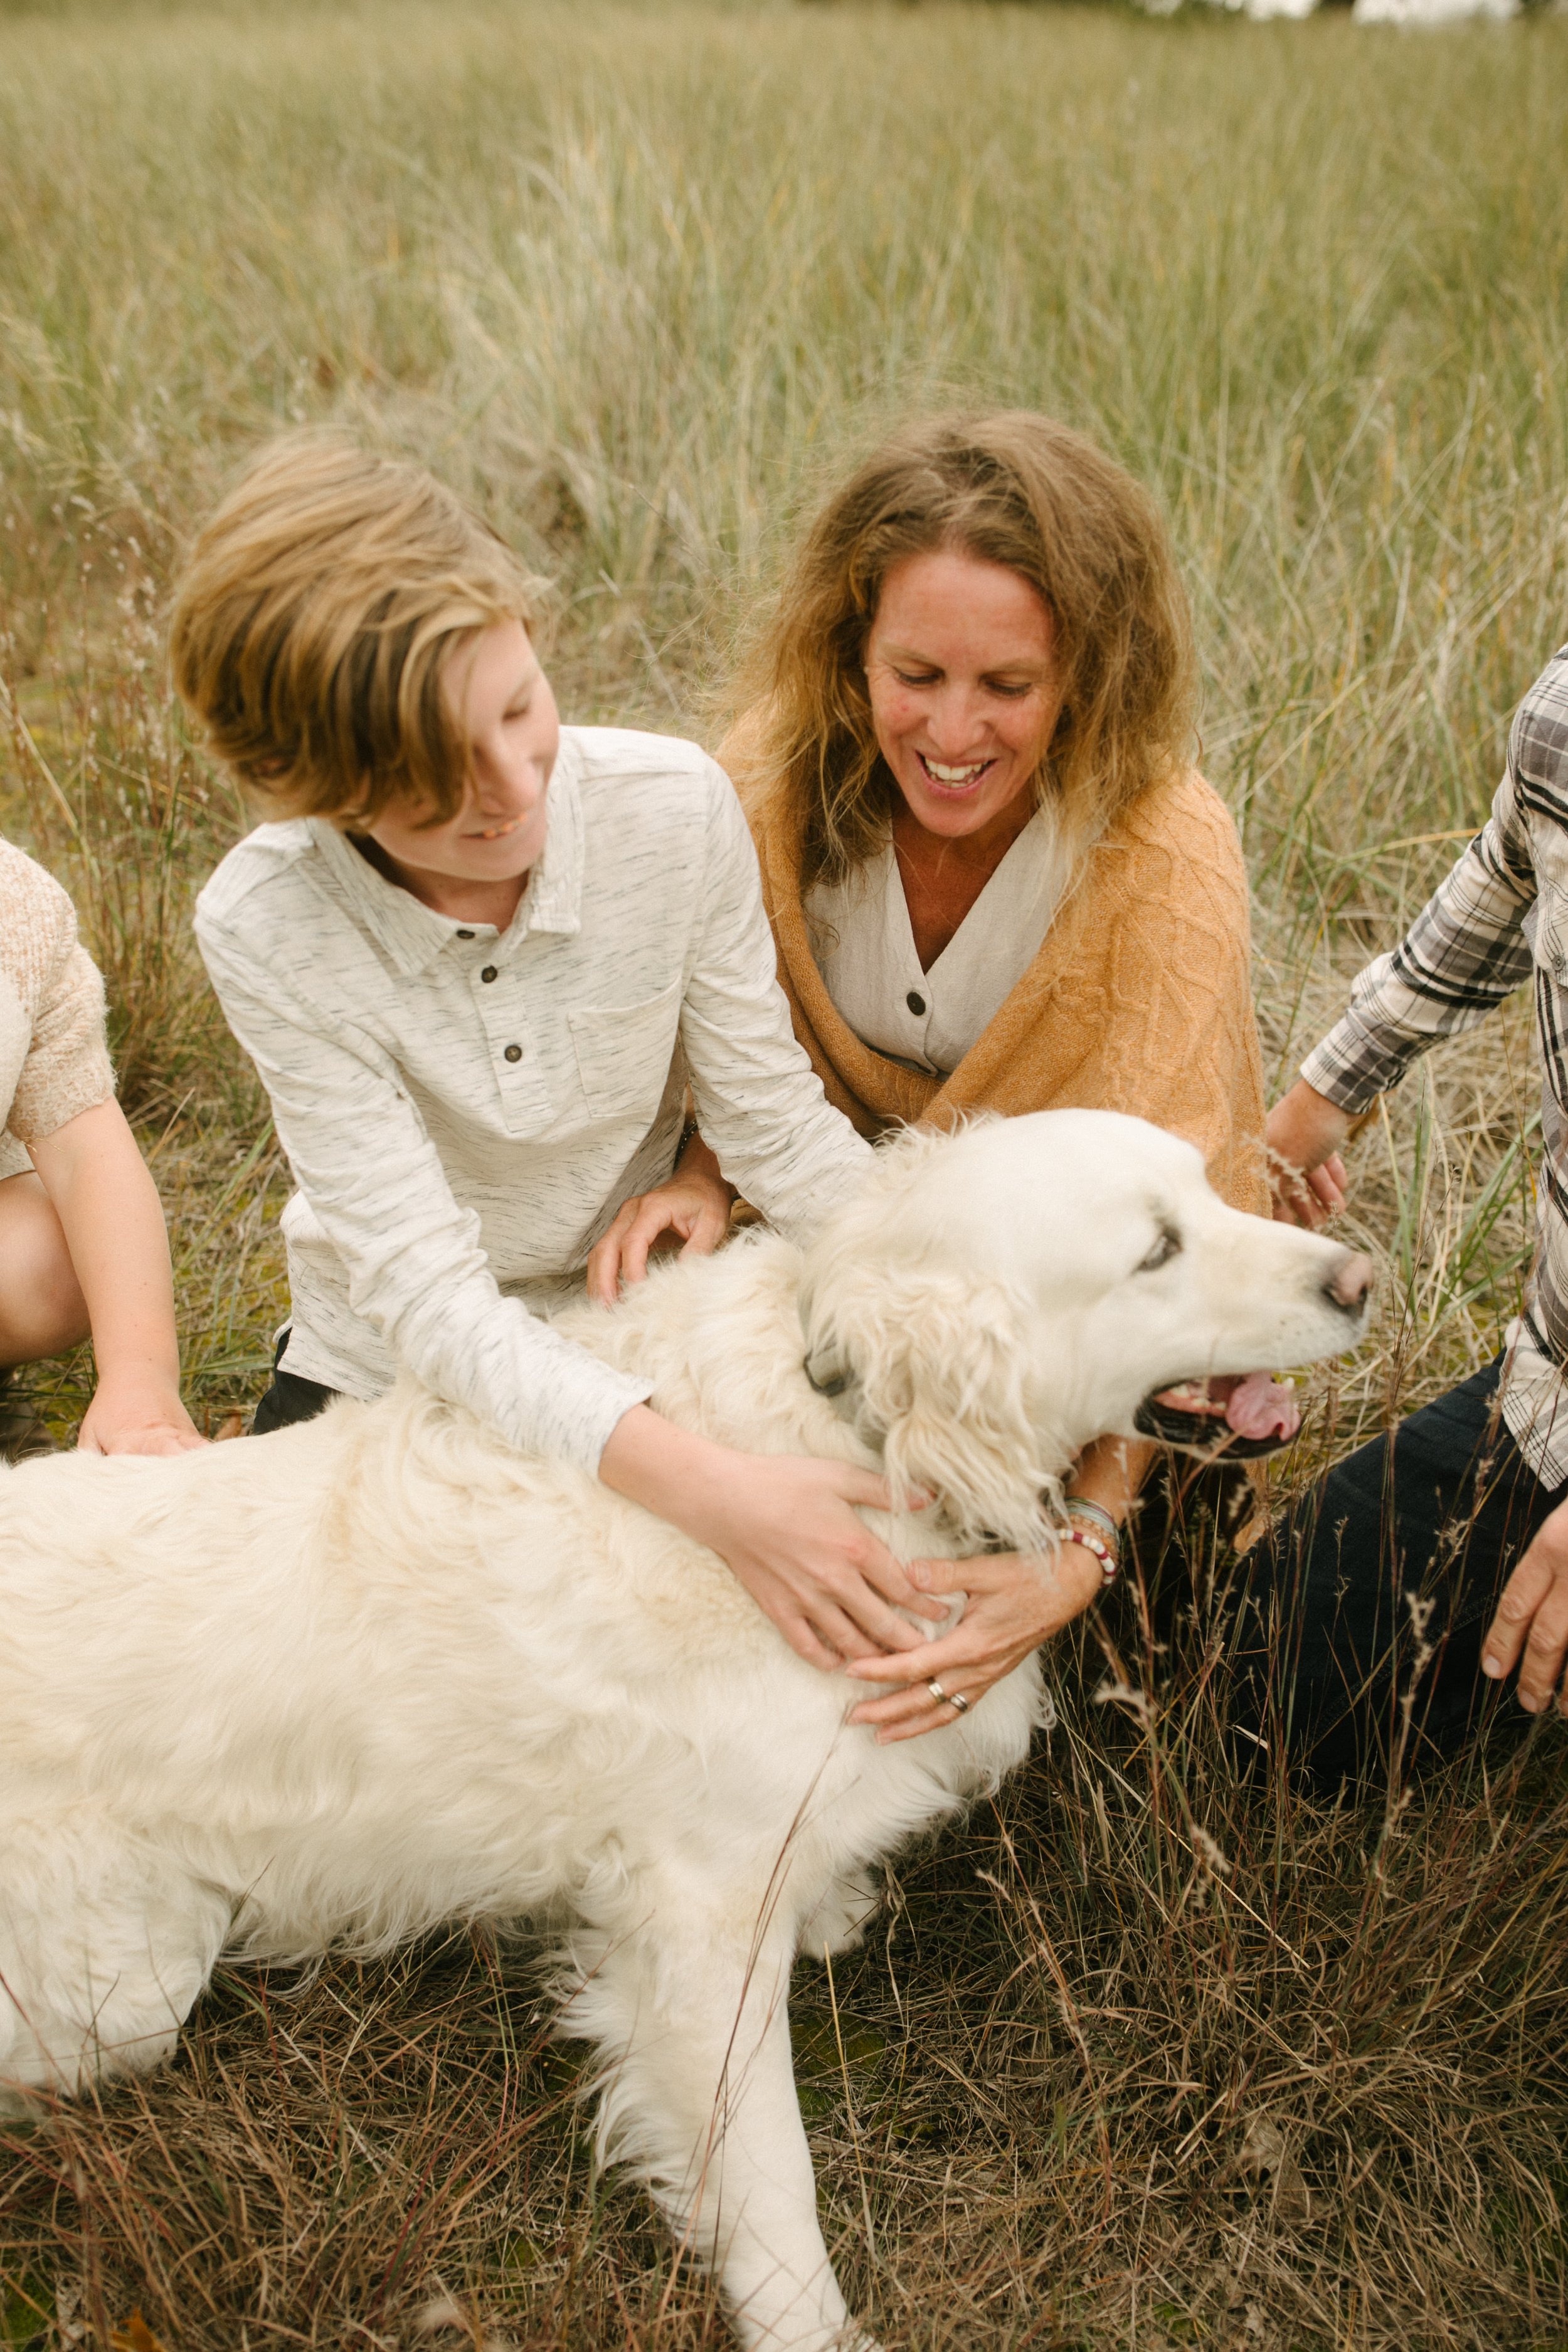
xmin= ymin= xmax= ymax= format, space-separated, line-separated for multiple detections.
xmin=805 ymin=1266 xmax=1057 ymax=1554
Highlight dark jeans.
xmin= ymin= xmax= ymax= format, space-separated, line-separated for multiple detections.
xmin=252 ymin=1331 xmax=340 ymax=1436
xmin=1232 ymin=1356 xmax=1560 ymax=1785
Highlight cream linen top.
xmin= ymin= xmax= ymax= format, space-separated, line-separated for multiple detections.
xmin=195 ymin=727 xmax=872 ymax=1472
xmin=0 ymin=837 xmax=115 ymax=1177
xmin=804 ymin=803 xmax=1069 ymax=1076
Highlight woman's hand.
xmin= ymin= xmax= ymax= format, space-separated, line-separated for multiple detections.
xmin=586 ymin=1169 xmax=734 ymax=1304
xmin=598 ymin=1404 xmax=948 ymax=1668
xmin=1482 ymin=1493 xmax=1568 ymax=1715
xmin=1266 ymin=1078 xmax=1355 ymax=1229
xmin=586 ymin=1135 xmax=736 ymax=1305
xmin=79 ymin=1366 xmax=205 ymax=1457
xmin=844 ymin=1540 xmax=1104 ymax=1742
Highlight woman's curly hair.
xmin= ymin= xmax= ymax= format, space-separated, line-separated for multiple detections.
xmin=739 ymin=411 xmax=1197 ymax=889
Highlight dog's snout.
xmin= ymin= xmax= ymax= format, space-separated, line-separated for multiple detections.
xmin=1323 ymin=1249 xmax=1374 ymax=1314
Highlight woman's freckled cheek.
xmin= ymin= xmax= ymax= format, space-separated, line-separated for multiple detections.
xmin=873 ymin=686 xmax=926 ymax=755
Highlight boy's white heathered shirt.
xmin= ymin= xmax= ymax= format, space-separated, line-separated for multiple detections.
xmin=195 ymin=728 xmax=873 ymax=1471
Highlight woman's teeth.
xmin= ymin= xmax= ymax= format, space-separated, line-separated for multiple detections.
xmin=919 ymin=755 xmax=990 ymax=787
xmin=474 ymin=819 xmax=519 ymax=840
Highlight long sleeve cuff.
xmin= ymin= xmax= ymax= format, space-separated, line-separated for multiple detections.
xmin=398 ymin=1288 xmax=655 ymax=1476
xmin=522 ymin=1347 xmax=654 ymax=1473
xmin=1299 ymin=1004 xmax=1421 ymax=1115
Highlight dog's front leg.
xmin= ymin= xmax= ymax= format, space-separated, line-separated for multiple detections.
xmin=566 ymin=1900 xmax=875 ymax=2352
xmin=0 ymin=1811 xmax=227 ymax=2106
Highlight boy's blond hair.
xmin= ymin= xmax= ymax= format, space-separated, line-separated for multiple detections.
xmin=169 ymin=433 xmax=539 ymax=825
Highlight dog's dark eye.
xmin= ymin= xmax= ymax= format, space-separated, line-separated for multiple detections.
xmin=1137 ymin=1225 xmax=1181 ymax=1273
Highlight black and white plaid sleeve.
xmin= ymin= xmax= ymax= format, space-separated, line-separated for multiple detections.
xmin=1300 ymin=652 xmax=1568 ymax=1113
xmin=1296 ymin=648 xmax=1568 ymax=1488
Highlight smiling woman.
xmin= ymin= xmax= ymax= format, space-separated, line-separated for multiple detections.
xmin=596 ymin=413 xmax=1276 ymax=1732
xmin=720 ymin=415 xmax=1263 ymax=1172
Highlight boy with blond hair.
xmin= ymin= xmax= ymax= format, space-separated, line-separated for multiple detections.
xmin=174 ymin=433 xmax=973 ymax=1682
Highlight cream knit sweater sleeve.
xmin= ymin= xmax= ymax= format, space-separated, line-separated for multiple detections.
xmin=0 ymin=837 xmax=115 ymax=1177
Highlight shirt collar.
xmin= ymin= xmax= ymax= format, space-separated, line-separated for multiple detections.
xmin=517 ymin=736 xmax=583 ymax=943
xmin=304 ymin=742 xmax=584 ymax=978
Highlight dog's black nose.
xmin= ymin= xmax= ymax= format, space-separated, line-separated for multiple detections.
xmin=1324 ymin=1251 xmax=1374 ymax=1313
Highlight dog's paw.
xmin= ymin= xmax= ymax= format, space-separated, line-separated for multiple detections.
xmin=798 ymin=1867 xmax=880 ymax=1957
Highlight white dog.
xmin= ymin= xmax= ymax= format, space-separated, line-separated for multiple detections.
xmin=0 ymin=1112 xmax=1369 ymax=2350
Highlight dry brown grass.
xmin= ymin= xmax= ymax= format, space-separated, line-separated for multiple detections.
xmin=2 ymin=1667 xmax=1563 ymax=2350
xmin=1 ymin=0 xmax=1567 ymax=2344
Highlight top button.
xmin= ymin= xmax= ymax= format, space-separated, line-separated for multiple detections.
xmin=906 ymin=990 xmax=927 ymax=1017
xmin=503 ymin=1043 xmax=522 ymax=1064
xmin=480 ymin=965 xmax=498 ymax=983
xmin=455 ymin=928 xmax=475 ymax=940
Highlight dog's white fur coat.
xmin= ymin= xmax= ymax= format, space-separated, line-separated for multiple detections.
xmin=0 ymin=1114 xmax=1366 ymax=2349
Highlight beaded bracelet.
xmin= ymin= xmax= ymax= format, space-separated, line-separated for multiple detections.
xmin=1063 ymin=1495 xmax=1121 ymax=1588
xmin=1064 ymin=1526 xmax=1120 ymax=1587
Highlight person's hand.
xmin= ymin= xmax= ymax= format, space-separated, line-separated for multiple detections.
xmin=597 ymin=1406 xmax=948 ymax=1669
xmin=78 ymin=1367 xmax=206 ymax=1458
xmin=28 ymin=1100 xmax=203 ymax=1459
xmin=1266 ymin=1078 xmax=1355 ymax=1229
xmin=586 ymin=1167 xmax=734 ymax=1304
xmin=842 ymin=1540 xmax=1104 ymax=1742
xmin=1481 ymin=1493 xmax=1568 ymax=1715
xmin=683 ymin=1453 xmax=951 ymax=1670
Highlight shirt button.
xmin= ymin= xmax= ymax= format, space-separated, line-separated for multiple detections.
xmin=906 ymin=990 xmax=927 ymax=1016
xmin=455 ymin=928 xmax=475 ymax=940
xmin=504 ymin=1042 xmax=522 ymax=1064
xmin=481 ymin=965 xmax=498 ymax=983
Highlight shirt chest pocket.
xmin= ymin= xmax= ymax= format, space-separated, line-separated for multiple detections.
xmin=1525 ymin=893 xmax=1564 ymax=980
xmin=566 ymin=978 xmax=683 ymax=1122
xmin=1525 ymin=840 xmax=1568 ymax=980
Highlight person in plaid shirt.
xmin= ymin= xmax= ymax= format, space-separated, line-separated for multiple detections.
xmin=1255 ymin=642 xmax=1568 ymax=1779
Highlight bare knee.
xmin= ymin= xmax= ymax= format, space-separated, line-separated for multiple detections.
xmin=0 ymin=1174 xmax=89 ymax=1365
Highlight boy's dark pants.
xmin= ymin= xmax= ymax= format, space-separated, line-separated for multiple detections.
xmin=252 ymin=1331 xmax=338 ymax=1435
xmin=1232 ymin=1357 xmax=1560 ymax=1784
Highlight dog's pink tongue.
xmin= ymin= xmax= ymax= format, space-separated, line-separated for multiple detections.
xmin=1224 ymin=1372 xmax=1300 ymax=1441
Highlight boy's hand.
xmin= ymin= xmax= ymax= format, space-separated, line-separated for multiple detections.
xmin=598 ymin=1405 xmax=945 ymax=1668
xmin=79 ymin=1368 xmax=206 ymax=1458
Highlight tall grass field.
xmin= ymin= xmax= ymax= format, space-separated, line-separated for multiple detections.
xmin=2 ymin=1 xmax=1567 ymax=2345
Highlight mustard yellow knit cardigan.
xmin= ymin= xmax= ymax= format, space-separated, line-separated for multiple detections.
xmin=719 ymin=716 xmax=1270 ymax=1219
